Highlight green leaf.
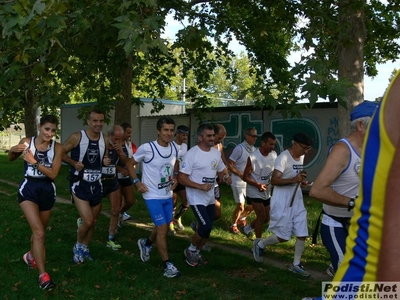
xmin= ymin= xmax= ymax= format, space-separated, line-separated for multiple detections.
xmin=32 ymin=0 xmax=46 ymax=15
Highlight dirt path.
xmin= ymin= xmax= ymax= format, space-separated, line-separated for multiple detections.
xmin=0 ymin=178 xmax=330 ymax=281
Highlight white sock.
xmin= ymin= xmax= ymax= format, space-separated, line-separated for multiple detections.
xmin=259 ymin=233 xmax=280 ymax=249
xmin=188 ymin=244 xmax=197 ymax=252
xmin=293 ymin=239 xmax=305 ymax=266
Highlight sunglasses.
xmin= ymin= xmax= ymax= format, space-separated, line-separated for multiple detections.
xmin=296 ymin=141 xmax=312 ymax=151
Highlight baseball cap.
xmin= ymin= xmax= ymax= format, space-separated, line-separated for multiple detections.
xmin=350 ymin=101 xmax=378 ymax=121
xmin=293 ymin=133 xmax=313 ymax=146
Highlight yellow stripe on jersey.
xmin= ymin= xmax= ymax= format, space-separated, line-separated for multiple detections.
xmin=326 ymin=71 xmax=399 ymax=298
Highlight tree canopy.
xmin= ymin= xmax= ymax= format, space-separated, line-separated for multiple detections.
xmin=1 ymin=0 xmax=399 ymax=135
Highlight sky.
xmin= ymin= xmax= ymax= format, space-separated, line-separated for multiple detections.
xmin=162 ymin=15 xmax=399 ymax=102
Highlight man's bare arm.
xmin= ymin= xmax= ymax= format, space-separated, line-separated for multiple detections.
xmin=309 ymin=142 xmax=352 ymax=207
xmin=228 ymin=158 xmax=242 ymax=178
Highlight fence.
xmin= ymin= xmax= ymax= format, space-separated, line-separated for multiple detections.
xmin=0 ymin=125 xmax=26 ymax=151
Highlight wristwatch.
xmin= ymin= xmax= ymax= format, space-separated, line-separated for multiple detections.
xmin=347 ymin=198 xmax=355 ymax=211
xmin=133 ymin=178 xmax=140 ymax=184
xmin=32 ymin=162 xmax=39 ymax=169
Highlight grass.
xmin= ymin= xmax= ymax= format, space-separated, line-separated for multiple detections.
xmin=0 ymin=152 xmax=328 ymax=299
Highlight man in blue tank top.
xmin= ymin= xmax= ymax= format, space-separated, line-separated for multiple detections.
xmin=62 ymin=108 xmax=108 ymax=264
xmin=302 ymin=71 xmax=400 ymax=300
xmin=310 ymin=101 xmax=377 ymax=277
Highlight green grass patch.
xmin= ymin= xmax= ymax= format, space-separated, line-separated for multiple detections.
xmin=0 ymin=152 xmax=327 ymax=299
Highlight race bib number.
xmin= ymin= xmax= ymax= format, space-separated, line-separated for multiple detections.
xmin=26 ymin=164 xmax=46 ymax=178
xmin=261 ymin=175 xmax=271 ymax=185
xmin=158 ymin=180 xmax=173 ymax=196
xmin=202 ymin=177 xmax=215 ymax=184
xmin=83 ymin=169 xmax=101 ymax=182
xmin=102 ymin=166 xmax=116 ymax=175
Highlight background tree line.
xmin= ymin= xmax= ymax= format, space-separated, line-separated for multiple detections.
xmin=1 ymin=0 xmax=399 ymax=137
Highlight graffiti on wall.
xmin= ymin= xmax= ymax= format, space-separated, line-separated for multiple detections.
xmin=270 ymin=118 xmax=322 ymax=169
xmin=199 ymin=112 xmax=323 ymax=170
xmin=326 ymin=117 xmax=340 ymax=146
xmin=214 ymin=113 xmax=264 ymax=149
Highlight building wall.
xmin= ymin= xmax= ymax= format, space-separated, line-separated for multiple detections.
xmin=138 ymin=115 xmax=189 ymax=144
xmin=187 ymin=103 xmax=340 ymax=184
xmin=60 ymin=101 xmax=340 ymax=182
xmin=60 ymin=99 xmax=186 ymax=147
xmin=0 ymin=124 xmax=26 ymax=150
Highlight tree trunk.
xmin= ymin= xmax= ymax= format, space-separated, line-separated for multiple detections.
xmin=114 ymin=54 xmax=133 ymax=125
xmin=337 ymin=0 xmax=366 ymax=137
xmin=24 ymin=88 xmax=37 ymax=137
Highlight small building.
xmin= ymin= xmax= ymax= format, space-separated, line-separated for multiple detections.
xmin=61 ymin=100 xmax=341 ymax=181
xmin=60 ymin=98 xmax=187 ymax=147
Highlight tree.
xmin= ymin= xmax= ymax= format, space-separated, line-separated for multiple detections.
xmin=1 ymin=0 xmax=399 ymax=136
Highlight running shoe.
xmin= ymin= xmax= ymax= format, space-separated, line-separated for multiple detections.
xmin=122 ymin=212 xmax=131 ymax=221
xmin=72 ymin=243 xmax=84 ymax=264
xmin=77 ymin=218 xmax=83 ymax=228
xmin=137 ymin=238 xmax=152 ymax=262
xmin=252 ymin=239 xmax=264 ymax=263
xmin=23 ymin=251 xmax=37 ymax=269
xmin=289 ymin=263 xmax=311 ymax=278
xmin=229 ymin=225 xmax=240 ymax=234
xmin=38 ymin=272 xmax=56 ymax=290
xmin=107 ymin=239 xmax=122 ymax=250
xmin=326 ymin=263 xmax=335 ymax=278
xmin=163 ymin=262 xmax=181 ymax=278
xmin=173 ymin=218 xmax=185 ymax=231
xmin=196 ymin=253 xmax=208 ymax=266
xmin=184 ymin=248 xmax=199 ymax=267
xmin=184 ymin=248 xmax=208 ymax=267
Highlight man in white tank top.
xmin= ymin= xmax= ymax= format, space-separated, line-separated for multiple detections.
xmin=227 ymin=127 xmax=258 ymax=234
xmin=309 ymin=101 xmax=377 ymax=277
xmin=128 ymin=117 xmax=181 ymax=278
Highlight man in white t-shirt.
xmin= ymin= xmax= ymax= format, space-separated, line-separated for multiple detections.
xmin=227 ymin=127 xmax=258 ymax=234
xmin=242 ymin=132 xmax=277 ymax=240
xmin=252 ymin=133 xmax=313 ymax=277
xmin=128 ymin=116 xmax=181 ymax=278
xmin=179 ymin=124 xmax=232 ymax=267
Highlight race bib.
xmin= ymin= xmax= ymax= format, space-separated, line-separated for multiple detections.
xmin=26 ymin=164 xmax=46 ymax=178
xmin=261 ymin=175 xmax=271 ymax=185
xmin=102 ymin=166 xmax=116 ymax=175
xmin=158 ymin=180 xmax=173 ymax=196
xmin=202 ymin=177 xmax=215 ymax=184
xmin=83 ymin=169 xmax=101 ymax=182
